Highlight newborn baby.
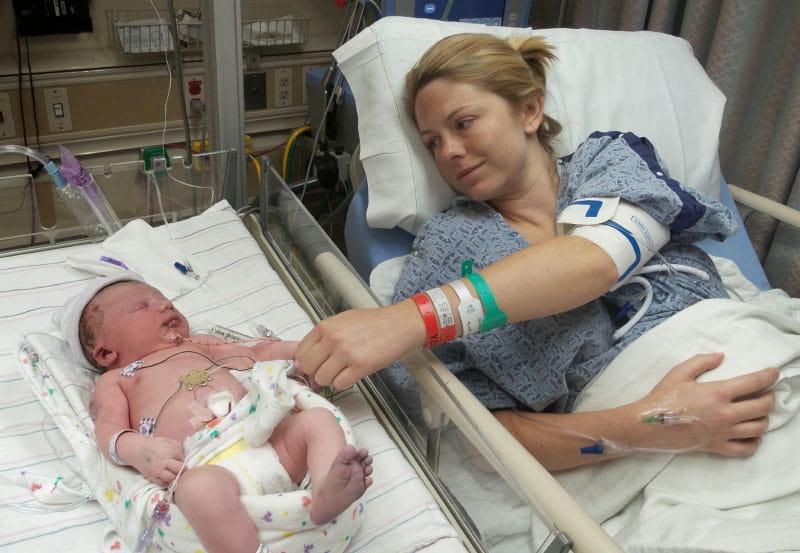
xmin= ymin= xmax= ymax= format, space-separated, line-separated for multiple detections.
xmin=59 ymin=272 xmax=372 ymax=553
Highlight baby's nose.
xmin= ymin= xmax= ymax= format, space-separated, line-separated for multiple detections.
xmin=158 ymin=299 xmax=173 ymax=311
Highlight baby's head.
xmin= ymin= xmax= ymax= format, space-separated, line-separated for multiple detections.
xmin=57 ymin=273 xmax=190 ymax=372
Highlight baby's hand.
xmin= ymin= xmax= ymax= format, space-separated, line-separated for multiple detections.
xmin=131 ymin=436 xmax=185 ymax=487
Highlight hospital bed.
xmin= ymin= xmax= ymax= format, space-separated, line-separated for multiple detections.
xmin=332 ymin=16 xmax=800 ymax=553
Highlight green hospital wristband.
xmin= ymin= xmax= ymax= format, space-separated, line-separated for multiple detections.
xmin=460 ymin=260 xmax=507 ymax=332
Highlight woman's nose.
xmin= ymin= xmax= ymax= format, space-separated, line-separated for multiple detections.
xmin=440 ymin=135 xmax=465 ymax=160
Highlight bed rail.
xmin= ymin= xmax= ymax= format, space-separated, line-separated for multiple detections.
xmin=729 ymin=184 xmax=800 ymax=229
xmin=253 ymin=157 xmax=623 ymax=553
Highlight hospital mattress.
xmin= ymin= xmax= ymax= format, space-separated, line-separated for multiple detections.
xmin=0 ymin=202 xmax=465 ymax=553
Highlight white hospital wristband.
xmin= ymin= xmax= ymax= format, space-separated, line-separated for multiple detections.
xmin=424 ymin=287 xmax=456 ymax=333
xmin=108 ymin=429 xmax=136 ymax=466
xmin=448 ymin=279 xmax=484 ymax=336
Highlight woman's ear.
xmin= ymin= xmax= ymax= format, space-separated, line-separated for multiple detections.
xmin=522 ymin=93 xmax=545 ymax=135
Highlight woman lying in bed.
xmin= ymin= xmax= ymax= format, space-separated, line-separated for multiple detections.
xmin=295 ymin=33 xmax=778 ymax=471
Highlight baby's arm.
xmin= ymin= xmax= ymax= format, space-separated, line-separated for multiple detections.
xmin=206 ymin=337 xmax=299 ymax=364
xmin=251 ymin=339 xmax=299 ymax=361
xmin=94 ymin=374 xmax=184 ymax=486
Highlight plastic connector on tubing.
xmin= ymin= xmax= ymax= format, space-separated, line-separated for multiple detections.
xmin=642 ymin=412 xmax=695 ymax=425
xmin=44 ymin=160 xmax=66 ymax=189
xmin=174 ymin=261 xmax=189 ymax=274
xmin=580 ymin=442 xmax=604 ymax=455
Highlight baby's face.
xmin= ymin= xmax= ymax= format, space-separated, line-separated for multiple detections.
xmin=92 ymin=281 xmax=190 ymax=365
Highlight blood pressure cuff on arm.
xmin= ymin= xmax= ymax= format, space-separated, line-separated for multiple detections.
xmin=557 ymin=197 xmax=670 ymax=286
xmin=556 ymin=132 xmax=738 ymax=245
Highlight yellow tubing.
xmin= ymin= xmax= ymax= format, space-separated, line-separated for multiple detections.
xmin=282 ymin=125 xmax=312 ymax=179
xmin=248 ymin=153 xmax=261 ymax=182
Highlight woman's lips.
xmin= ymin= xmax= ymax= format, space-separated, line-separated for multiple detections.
xmin=457 ymin=160 xmax=485 ymax=181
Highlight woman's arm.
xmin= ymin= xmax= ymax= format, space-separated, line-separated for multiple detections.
xmin=296 ymin=235 xmax=616 ymax=389
xmin=496 ymin=354 xmax=778 ymax=471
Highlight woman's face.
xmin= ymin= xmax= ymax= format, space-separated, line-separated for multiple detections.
xmin=414 ymin=78 xmax=539 ymax=202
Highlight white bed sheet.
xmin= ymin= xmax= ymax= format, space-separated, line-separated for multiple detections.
xmin=387 ymin=256 xmax=800 ymax=553
xmin=0 ymin=202 xmax=464 ymax=553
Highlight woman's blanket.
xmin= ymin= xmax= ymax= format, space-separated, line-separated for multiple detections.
xmin=534 ymin=282 xmax=800 ymax=552
xmin=16 ymin=332 xmax=362 ymax=553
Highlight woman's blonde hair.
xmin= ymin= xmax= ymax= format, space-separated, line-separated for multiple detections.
xmin=405 ymin=33 xmax=561 ymax=153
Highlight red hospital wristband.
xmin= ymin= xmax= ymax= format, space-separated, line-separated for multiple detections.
xmin=412 ymin=292 xmax=440 ymax=347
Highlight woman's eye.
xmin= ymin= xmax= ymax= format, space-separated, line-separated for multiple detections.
xmin=455 ymin=118 xmax=474 ymax=130
xmin=426 ymin=137 xmax=440 ymax=150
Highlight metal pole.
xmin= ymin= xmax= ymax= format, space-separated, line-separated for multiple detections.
xmin=166 ymin=0 xmax=193 ymax=168
xmin=202 ymin=0 xmax=247 ymax=208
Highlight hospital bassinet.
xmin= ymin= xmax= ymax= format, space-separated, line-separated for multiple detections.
xmin=0 ymin=149 xmax=611 ymax=553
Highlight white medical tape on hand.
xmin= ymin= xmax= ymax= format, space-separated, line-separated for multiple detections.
xmin=562 ymin=199 xmax=669 ymax=288
xmin=447 ymin=279 xmax=484 ymax=336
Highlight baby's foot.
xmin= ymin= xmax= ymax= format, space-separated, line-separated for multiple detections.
xmin=309 ymin=446 xmax=373 ymax=525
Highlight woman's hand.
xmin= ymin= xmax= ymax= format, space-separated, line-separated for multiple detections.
xmin=126 ymin=435 xmax=185 ymax=487
xmin=635 ymin=353 xmax=779 ymax=456
xmin=295 ymin=301 xmax=427 ymax=390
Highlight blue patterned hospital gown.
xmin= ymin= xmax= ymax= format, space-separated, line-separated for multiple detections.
xmin=386 ymin=131 xmax=737 ymax=413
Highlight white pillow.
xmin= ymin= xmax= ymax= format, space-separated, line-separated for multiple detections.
xmin=334 ymin=17 xmax=725 ymax=234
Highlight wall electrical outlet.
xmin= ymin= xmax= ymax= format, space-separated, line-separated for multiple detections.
xmin=274 ymin=67 xmax=292 ymax=107
xmin=0 ymin=92 xmax=16 ymax=138
xmin=44 ymin=87 xmax=72 ymax=133
xmin=302 ymin=65 xmax=316 ymax=104
xmin=184 ymin=75 xmax=205 ymax=116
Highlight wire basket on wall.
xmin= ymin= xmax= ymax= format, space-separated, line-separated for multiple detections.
xmin=107 ymin=7 xmax=308 ymax=54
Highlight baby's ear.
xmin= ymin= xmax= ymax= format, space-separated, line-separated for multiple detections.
xmin=93 ymin=346 xmax=118 ymax=369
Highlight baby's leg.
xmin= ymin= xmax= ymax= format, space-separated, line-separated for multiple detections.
xmin=173 ymin=465 xmax=261 ymax=553
xmin=270 ymin=407 xmax=373 ymax=525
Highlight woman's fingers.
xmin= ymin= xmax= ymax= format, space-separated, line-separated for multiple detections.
xmin=733 ymin=391 xmax=775 ymax=421
xmin=332 ymin=367 xmax=360 ymax=391
xmin=296 ymin=329 xmax=330 ymax=380
xmin=718 ymin=438 xmax=761 ymax=458
xmin=314 ymin=355 xmax=347 ymax=387
xmin=728 ymin=417 xmax=770 ymax=440
xmin=295 ymin=326 xmax=321 ymax=365
xmin=666 ymin=352 xmax=724 ymax=383
xmin=722 ymin=367 xmax=779 ymax=400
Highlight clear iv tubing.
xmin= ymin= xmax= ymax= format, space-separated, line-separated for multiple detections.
xmin=511 ymin=406 xmax=711 ymax=456
xmin=147 ymin=172 xmax=266 ymax=338
xmin=0 ymin=144 xmax=65 ymax=188
xmin=0 ymin=144 xmax=50 ymax=166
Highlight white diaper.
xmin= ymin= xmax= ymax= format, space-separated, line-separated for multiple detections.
xmin=206 ymin=438 xmax=295 ymax=495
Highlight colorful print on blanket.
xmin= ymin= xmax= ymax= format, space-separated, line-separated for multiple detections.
xmin=17 ymin=342 xmax=363 ymax=553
